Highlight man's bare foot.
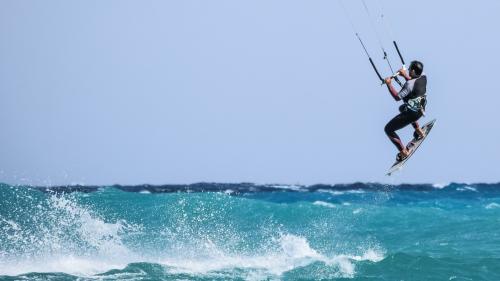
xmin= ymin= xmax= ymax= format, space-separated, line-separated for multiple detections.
xmin=397 ymin=148 xmax=410 ymax=161
xmin=415 ymin=127 xmax=425 ymax=140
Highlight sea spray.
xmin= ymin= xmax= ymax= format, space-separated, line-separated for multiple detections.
xmin=2 ymin=182 xmax=500 ymax=280
xmin=0 ymin=186 xmax=139 ymax=276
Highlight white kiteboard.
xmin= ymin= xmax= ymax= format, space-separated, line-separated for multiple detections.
xmin=387 ymin=119 xmax=436 ymax=176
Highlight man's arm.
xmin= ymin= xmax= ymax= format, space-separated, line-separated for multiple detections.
xmin=384 ymin=77 xmax=401 ymax=101
xmin=398 ymin=68 xmax=411 ymax=81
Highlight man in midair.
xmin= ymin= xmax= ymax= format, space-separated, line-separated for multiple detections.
xmin=384 ymin=60 xmax=427 ymax=161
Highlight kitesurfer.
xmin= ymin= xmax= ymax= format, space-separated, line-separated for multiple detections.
xmin=384 ymin=60 xmax=427 ymax=161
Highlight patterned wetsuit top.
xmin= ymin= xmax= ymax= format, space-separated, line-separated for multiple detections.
xmin=398 ymin=73 xmax=427 ymax=112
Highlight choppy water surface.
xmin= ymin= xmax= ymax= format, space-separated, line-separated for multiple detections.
xmin=1 ymin=182 xmax=499 ymax=280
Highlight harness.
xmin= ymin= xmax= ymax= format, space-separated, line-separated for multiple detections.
xmin=405 ymin=95 xmax=427 ymax=116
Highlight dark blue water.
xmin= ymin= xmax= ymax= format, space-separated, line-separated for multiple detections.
xmin=1 ymin=182 xmax=500 ymax=280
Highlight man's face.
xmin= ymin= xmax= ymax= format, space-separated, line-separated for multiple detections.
xmin=409 ymin=68 xmax=417 ymax=78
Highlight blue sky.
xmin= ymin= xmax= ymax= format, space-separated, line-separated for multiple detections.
xmin=1 ymin=0 xmax=499 ymax=186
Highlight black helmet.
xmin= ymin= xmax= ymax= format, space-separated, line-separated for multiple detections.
xmin=409 ymin=61 xmax=424 ymax=76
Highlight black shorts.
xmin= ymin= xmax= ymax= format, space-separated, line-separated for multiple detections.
xmin=384 ymin=105 xmax=423 ymax=150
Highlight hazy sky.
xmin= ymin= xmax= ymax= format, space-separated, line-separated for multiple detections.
xmin=1 ymin=0 xmax=499 ymax=186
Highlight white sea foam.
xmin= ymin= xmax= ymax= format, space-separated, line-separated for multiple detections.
xmin=0 ymin=256 xmax=131 ymax=277
xmin=161 ymin=234 xmax=324 ymax=276
xmin=0 ymin=195 xmax=140 ymax=277
xmin=313 ymin=201 xmax=336 ymax=208
xmin=318 ymin=189 xmax=345 ymax=195
xmin=457 ymin=186 xmax=477 ymax=192
xmin=159 ymin=234 xmax=384 ymax=279
xmin=330 ymin=249 xmax=384 ymax=276
xmin=0 ymin=219 xmax=20 ymax=231
xmin=49 ymin=196 xmax=133 ymax=256
xmin=269 ymin=185 xmax=304 ymax=191
xmin=346 ymin=190 xmax=365 ymax=194
xmin=485 ymin=203 xmax=500 ymax=209
xmin=317 ymin=189 xmax=365 ymax=195
xmin=348 ymin=248 xmax=384 ymax=262
xmin=432 ymin=183 xmax=449 ymax=189
xmin=0 ymin=191 xmax=384 ymax=280
xmin=1 ymin=225 xmax=383 ymax=279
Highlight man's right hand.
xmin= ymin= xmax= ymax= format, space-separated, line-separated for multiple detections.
xmin=398 ymin=68 xmax=407 ymax=78
xmin=384 ymin=77 xmax=392 ymax=85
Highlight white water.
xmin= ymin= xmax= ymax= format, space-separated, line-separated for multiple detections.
xmin=0 ymin=189 xmax=385 ymax=279
xmin=159 ymin=233 xmax=384 ymax=279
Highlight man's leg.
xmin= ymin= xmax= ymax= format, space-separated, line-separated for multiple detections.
xmin=384 ymin=113 xmax=411 ymax=152
xmin=412 ymin=121 xmax=425 ymax=140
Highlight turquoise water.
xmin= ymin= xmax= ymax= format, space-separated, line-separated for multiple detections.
xmin=1 ymin=183 xmax=500 ymax=280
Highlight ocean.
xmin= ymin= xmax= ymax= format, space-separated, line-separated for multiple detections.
xmin=1 ymin=182 xmax=499 ymax=281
